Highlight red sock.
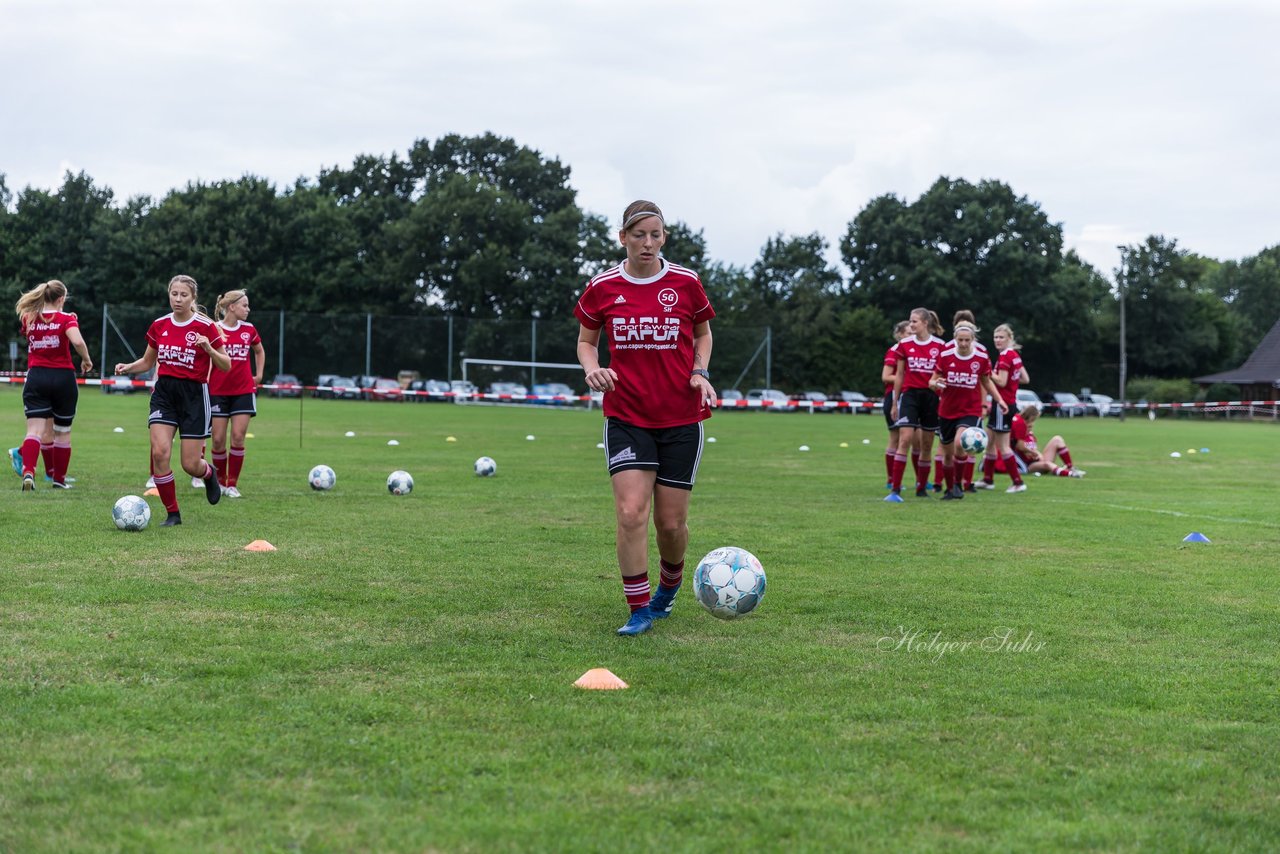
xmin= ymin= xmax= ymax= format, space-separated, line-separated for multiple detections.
xmin=1059 ymin=447 xmax=1073 ymax=468
xmin=659 ymin=558 xmax=684 ymax=590
xmin=910 ymin=450 xmax=921 ymax=488
xmin=982 ymin=454 xmax=996 ymax=482
xmin=622 ymin=573 xmax=651 ymax=612
xmin=40 ymin=442 xmax=54 ymax=477
xmin=154 ymin=470 xmax=179 ymax=513
xmin=933 ymin=455 xmax=945 ymax=489
xmin=52 ymin=440 xmax=71 ymax=484
xmin=944 ymin=462 xmax=955 ymax=492
xmin=884 ymin=450 xmax=895 ymax=482
xmin=213 ymin=450 xmax=229 ymax=485
xmin=1055 ymin=466 xmax=1069 ymax=476
xmin=891 ymin=454 xmax=908 ymax=491
xmin=1003 ymin=454 xmax=1022 ymax=485
xmin=20 ymin=435 xmax=41 ymax=476
xmin=962 ymin=458 xmax=975 ymax=486
xmin=228 ymin=446 xmax=245 ymax=487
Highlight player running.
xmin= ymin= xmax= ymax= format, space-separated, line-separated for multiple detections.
xmin=11 ymin=280 xmax=94 ymax=491
xmin=114 ymin=275 xmax=230 ymax=526
xmin=575 ymin=200 xmax=717 ymax=637
xmin=208 ymin=290 xmax=265 ymax=498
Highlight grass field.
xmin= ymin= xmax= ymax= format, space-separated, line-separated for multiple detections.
xmin=2 ymin=387 xmax=1278 ymax=852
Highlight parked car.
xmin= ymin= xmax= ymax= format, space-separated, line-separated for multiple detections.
xmin=366 ymin=377 xmax=404 ymax=401
xmin=450 ymin=380 xmax=478 ymax=402
xmin=531 ymin=382 xmax=576 ymax=405
xmin=1014 ymin=388 xmax=1042 ymax=414
xmin=718 ymin=389 xmax=745 ymax=408
xmin=792 ymin=391 xmax=831 ymax=412
xmin=101 ymin=374 xmax=139 ymax=394
xmin=1049 ymin=391 xmax=1088 ymax=418
xmin=486 ymin=381 xmax=529 ymax=401
xmin=314 ymin=375 xmax=359 ymax=399
xmin=268 ymin=374 xmax=302 ymax=398
xmin=1080 ymin=393 xmax=1121 ymax=417
xmin=746 ymin=388 xmax=794 ymax=411
xmin=839 ymin=390 xmax=871 ymax=414
xmin=409 ymin=378 xmax=451 ymax=402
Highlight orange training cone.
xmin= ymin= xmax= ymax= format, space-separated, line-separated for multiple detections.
xmin=244 ymin=540 xmax=277 ymax=552
xmin=574 ymin=668 xmax=628 ymax=690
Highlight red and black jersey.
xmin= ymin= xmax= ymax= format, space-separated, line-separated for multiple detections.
xmin=993 ymin=348 xmax=1024 ymax=406
xmin=208 ymin=321 xmax=262 ymax=395
xmin=896 ymin=335 xmax=945 ymax=391
xmin=936 ymin=346 xmax=991 ymax=419
xmin=574 ymin=259 xmax=716 ymax=429
xmin=22 ymin=311 xmax=78 ymax=370
xmin=883 ymin=344 xmax=900 ymax=395
xmin=145 ymin=313 xmax=225 ymax=382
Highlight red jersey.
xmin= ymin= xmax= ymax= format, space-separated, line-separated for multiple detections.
xmin=882 ymin=345 xmax=900 ymax=395
xmin=208 ymin=321 xmax=262 ymax=395
xmin=574 ymin=260 xmax=716 ymax=429
xmin=993 ymin=347 xmax=1023 ymax=406
xmin=22 ymin=311 xmax=79 ymax=370
xmin=145 ymin=313 xmax=226 ymax=382
xmin=896 ymin=335 xmax=945 ymax=391
xmin=935 ymin=346 xmax=991 ymax=418
xmin=1011 ymin=414 xmax=1038 ymax=463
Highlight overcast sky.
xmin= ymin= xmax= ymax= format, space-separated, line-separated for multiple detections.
xmin=3 ymin=0 xmax=1277 ymax=279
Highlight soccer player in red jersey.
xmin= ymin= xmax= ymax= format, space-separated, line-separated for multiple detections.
xmin=881 ymin=320 xmax=910 ymax=488
xmin=11 ymin=280 xmax=94 ymax=491
xmin=1012 ymin=406 xmax=1085 ymax=478
xmin=208 ymin=290 xmax=265 ymax=498
xmin=929 ymin=322 xmax=1006 ymax=500
xmin=575 ymin=200 xmax=717 ymax=636
xmin=933 ymin=310 xmax=989 ymax=492
xmin=977 ymin=323 xmax=1031 ymax=494
xmin=887 ymin=307 xmax=945 ymax=501
xmin=114 ymin=275 xmax=230 ymax=525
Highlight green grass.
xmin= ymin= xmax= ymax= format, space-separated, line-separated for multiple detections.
xmin=2 ymin=388 xmax=1278 ymax=852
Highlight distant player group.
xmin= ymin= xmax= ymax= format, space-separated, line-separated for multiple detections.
xmin=11 ymin=276 xmax=265 ymax=526
xmin=882 ymin=307 xmax=1084 ymax=503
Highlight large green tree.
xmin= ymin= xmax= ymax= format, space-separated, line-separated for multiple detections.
xmin=1204 ymin=245 xmax=1280 ymax=346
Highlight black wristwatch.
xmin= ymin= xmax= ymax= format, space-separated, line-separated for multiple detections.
xmin=691 ymin=369 xmax=710 ymax=380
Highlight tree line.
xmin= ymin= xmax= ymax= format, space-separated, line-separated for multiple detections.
xmin=2 ymin=132 xmax=1277 ymax=396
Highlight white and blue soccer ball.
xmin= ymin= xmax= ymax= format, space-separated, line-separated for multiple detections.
xmin=112 ymin=494 xmax=151 ymax=531
xmin=474 ymin=456 xmax=497 ymax=477
xmin=387 ymin=470 xmax=414 ymax=495
xmin=959 ymin=426 xmax=988 ymax=456
xmin=693 ymin=546 xmax=766 ymax=620
xmin=309 ymin=464 xmax=336 ymax=491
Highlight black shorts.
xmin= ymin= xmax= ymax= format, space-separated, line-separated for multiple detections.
xmin=987 ymin=403 xmax=1013 ymax=434
xmin=149 ymin=375 xmax=212 ymax=439
xmin=211 ymin=392 xmax=257 ymax=418
xmin=603 ymin=418 xmax=703 ymax=490
xmin=22 ymin=366 xmax=79 ymax=426
xmin=938 ymin=414 xmax=981 ymax=446
xmin=883 ymin=393 xmax=900 ymax=429
xmin=898 ymin=387 xmax=939 ymax=432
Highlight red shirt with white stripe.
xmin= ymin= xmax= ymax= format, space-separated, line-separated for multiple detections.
xmin=208 ymin=320 xmax=261 ymax=395
xmin=993 ymin=347 xmax=1024 ymax=406
xmin=896 ymin=335 xmax=945 ymax=391
xmin=22 ymin=311 xmax=78 ymax=370
xmin=145 ymin=313 xmax=225 ymax=382
xmin=936 ymin=346 xmax=991 ymax=418
xmin=574 ymin=259 xmax=716 ymax=429
xmin=883 ymin=344 xmax=900 ymax=395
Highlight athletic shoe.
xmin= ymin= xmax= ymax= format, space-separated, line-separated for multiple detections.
xmin=915 ymin=487 xmax=930 ymax=498
xmin=617 ymin=607 xmax=654 ymax=636
xmin=161 ymin=511 xmax=182 ymax=527
xmin=21 ymin=474 xmax=35 ymax=492
xmin=146 ymin=476 xmax=156 ymax=489
xmin=8 ymin=448 xmax=21 ymax=477
xmin=1068 ymin=468 xmax=1086 ymax=478
xmin=224 ymin=486 xmax=242 ymax=499
xmin=51 ymin=481 xmax=73 ymax=490
xmin=191 ymin=476 xmax=204 ymax=489
xmin=1006 ymin=483 xmax=1027 ymax=494
xmin=44 ymin=475 xmax=76 ymax=483
xmin=885 ymin=481 xmax=893 ymax=490
xmin=950 ymin=485 xmax=965 ymax=499
xmin=883 ymin=492 xmax=905 ymax=503
xmin=974 ymin=480 xmax=995 ymax=490
xmin=650 ymin=585 xmax=679 ymax=619
xmin=940 ymin=489 xmax=959 ymax=501
xmin=963 ymin=484 xmax=977 ymax=493
xmin=203 ymin=471 xmax=222 ymax=506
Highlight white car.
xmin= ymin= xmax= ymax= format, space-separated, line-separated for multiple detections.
xmin=745 ymin=389 xmax=795 ymax=411
xmin=1014 ymin=389 xmax=1043 ymax=413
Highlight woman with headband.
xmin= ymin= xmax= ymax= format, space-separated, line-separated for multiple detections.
xmin=575 ymin=200 xmax=717 ymax=636
xmin=928 ymin=321 xmax=1006 ymax=500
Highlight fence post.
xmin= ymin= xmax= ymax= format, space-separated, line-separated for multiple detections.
xmin=101 ymin=304 xmax=108 ymax=380
xmin=447 ymin=316 xmax=454 ymax=382
xmin=278 ymin=311 xmax=285 ymax=376
xmin=765 ymin=327 xmax=772 ymax=390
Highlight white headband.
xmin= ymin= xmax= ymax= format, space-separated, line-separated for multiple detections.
xmin=622 ymin=210 xmax=664 ymax=230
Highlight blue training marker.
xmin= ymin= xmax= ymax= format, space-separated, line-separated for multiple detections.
xmin=1182 ymin=532 xmax=1211 ymax=543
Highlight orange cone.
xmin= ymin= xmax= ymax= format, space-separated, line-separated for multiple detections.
xmin=574 ymin=668 xmax=628 ymax=690
xmin=143 ymin=488 xmax=160 ymax=497
xmin=244 ymin=540 xmax=277 ymax=552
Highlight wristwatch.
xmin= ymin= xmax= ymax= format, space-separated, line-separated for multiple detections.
xmin=690 ymin=369 xmax=710 ymax=380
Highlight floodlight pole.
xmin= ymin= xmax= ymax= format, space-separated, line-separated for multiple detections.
xmin=1116 ymin=245 xmax=1128 ymax=422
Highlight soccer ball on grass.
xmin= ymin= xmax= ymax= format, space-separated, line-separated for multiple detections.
xmin=309 ymin=465 xmax=336 ymax=491
xmin=693 ymin=546 xmax=766 ymax=619
xmin=112 ymin=495 xmax=151 ymax=531
xmin=474 ymin=456 xmax=497 ymax=477
xmin=387 ymin=470 xmax=414 ymax=495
